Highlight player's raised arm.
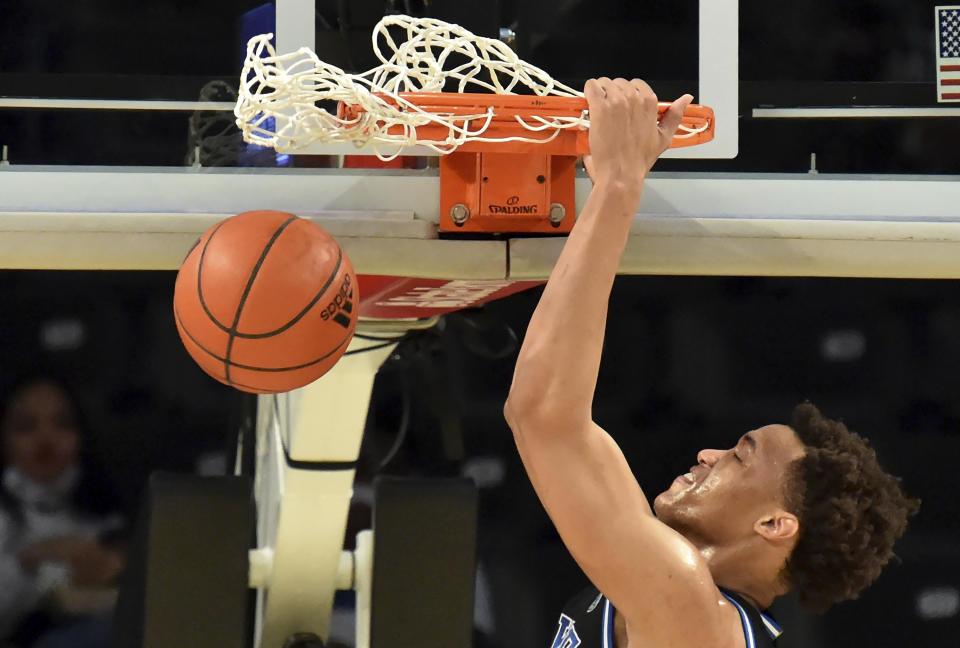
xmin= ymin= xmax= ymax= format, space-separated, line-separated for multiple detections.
xmin=505 ymin=78 xmax=688 ymax=433
xmin=503 ymin=79 xmax=737 ymax=647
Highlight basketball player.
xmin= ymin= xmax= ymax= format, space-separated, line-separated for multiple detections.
xmin=504 ymin=78 xmax=918 ymax=648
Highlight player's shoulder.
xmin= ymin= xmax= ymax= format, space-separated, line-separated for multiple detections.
xmin=614 ymin=588 xmax=763 ymax=648
xmin=610 ymin=523 xmax=731 ymax=636
xmin=617 ymin=566 xmax=746 ymax=648
xmin=713 ymin=591 xmax=754 ymax=648
xmin=716 ymin=589 xmax=782 ymax=648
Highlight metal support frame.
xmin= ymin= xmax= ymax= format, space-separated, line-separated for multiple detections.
xmin=276 ymin=0 xmax=315 ymax=57
xmin=662 ymin=0 xmax=738 ymax=159
xmin=1 ymin=166 xmax=959 ymax=278
xmin=753 ymin=107 xmax=960 ymax=118
xmin=0 ymin=98 xmax=235 ymax=111
xmin=251 ymin=328 xmax=404 ymax=648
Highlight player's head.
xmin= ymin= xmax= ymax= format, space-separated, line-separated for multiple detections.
xmin=653 ymin=421 xmax=806 ymax=563
xmin=653 ymin=402 xmax=918 ymax=612
xmin=777 ymin=403 xmax=919 ymax=611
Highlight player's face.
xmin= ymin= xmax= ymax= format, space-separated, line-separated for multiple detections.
xmin=652 ymin=424 xmax=805 ymax=544
xmin=1 ymin=382 xmax=81 ymax=484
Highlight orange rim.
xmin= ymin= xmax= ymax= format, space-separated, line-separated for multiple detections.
xmin=337 ymin=92 xmax=715 ymax=151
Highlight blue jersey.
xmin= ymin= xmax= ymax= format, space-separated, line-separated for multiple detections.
xmin=549 ymin=585 xmax=783 ymax=648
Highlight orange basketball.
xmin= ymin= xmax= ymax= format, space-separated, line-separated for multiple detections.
xmin=173 ymin=210 xmax=358 ymax=394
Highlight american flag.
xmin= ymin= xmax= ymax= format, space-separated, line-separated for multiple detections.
xmin=937 ymin=6 xmax=960 ymax=102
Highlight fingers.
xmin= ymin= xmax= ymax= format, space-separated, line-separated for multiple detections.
xmin=585 ymin=77 xmax=658 ymax=119
xmin=658 ymin=93 xmax=695 ymax=142
xmin=582 ymin=76 xmax=695 ymax=178
xmin=586 ymin=77 xmax=685 ymax=117
xmin=584 ymin=77 xmax=614 ymax=106
xmin=584 ymin=78 xmax=604 ymax=104
xmin=628 ymin=78 xmax=657 ymax=104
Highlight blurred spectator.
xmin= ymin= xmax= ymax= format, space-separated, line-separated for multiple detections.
xmin=0 ymin=375 xmax=125 ymax=648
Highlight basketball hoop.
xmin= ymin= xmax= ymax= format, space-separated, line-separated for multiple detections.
xmin=235 ymin=15 xmax=716 ymax=233
xmin=336 ymin=93 xmax=714 ymax=155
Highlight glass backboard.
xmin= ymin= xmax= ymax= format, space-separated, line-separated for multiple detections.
xmin=2 ymin=1 xmax=955 ymax=172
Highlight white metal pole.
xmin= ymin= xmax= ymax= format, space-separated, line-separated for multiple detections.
xmin=663 ymin=0 xmax=738 ymax=159
xmin=354 ymin=529 xmax=374 ymax=648
xmin=275 ymin=0 xmax=316 ymax=55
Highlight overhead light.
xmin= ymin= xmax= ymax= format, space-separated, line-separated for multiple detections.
xmin=462 ymin=456 xmax=506 ymax=488
xmin=819 ymin=328 xmax=866 ymax=362
xmin=916 ymin=586 xmax=960 ymax=620
xmin=39 ymin=317 xmax=86 ymax=352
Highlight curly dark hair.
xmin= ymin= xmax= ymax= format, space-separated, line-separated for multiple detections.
xmin=779 ymin=402 xmax=920 ymax=613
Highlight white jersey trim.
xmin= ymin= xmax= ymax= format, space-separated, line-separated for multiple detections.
xmin=721 ymin=591 xmax=757 ymax=648
xmin=602 ymin=598 xmax=614 ymax=648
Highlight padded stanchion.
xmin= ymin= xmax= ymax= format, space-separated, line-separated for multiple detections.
xmin=370 ymin=477 xmax=478 ymax=648
xmin=113 ymin=473 xmax=254 ymax=648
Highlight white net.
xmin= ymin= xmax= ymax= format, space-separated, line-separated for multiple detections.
xmin=235 ymin=15 xmax=706 ymax=158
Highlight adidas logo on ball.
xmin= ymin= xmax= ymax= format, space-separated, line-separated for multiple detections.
xmin=321 ymin=274 xmax=354 ymax=328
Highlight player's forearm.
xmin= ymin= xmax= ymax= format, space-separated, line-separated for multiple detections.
xmin=506 ymin=179 xmax=641 ymax=429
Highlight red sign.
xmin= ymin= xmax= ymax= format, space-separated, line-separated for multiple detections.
xmin=358 ymin=275 xmax=544 ymax=319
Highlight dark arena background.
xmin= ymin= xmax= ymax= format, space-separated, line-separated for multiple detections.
xmin=1 ymin=2 xmax=959 ymax=648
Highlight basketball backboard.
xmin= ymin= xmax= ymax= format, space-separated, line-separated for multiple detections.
xmin=2 ymin=1 xmax=957 ymax=172
xmin=1 ymin=0 xmax=959 ymax=278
